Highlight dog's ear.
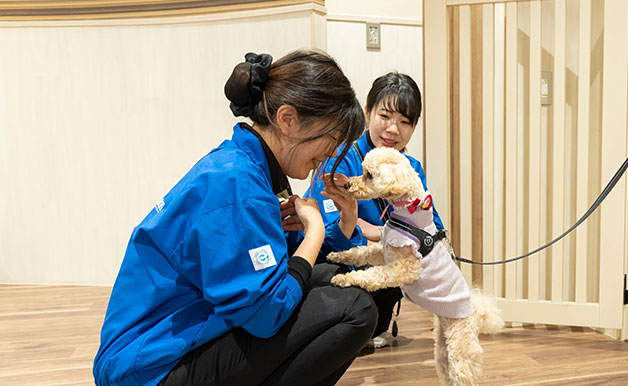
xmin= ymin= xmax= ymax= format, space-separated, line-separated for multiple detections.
xmin=376 ymin=162 xmax=406 ymax=198
xmin=378 ymin=159 xmax=424 ymax=199
xmin=376 ymin=162 xmax=396 ymax=186
xmin=388 ymin=175 xmax=410 ymax=197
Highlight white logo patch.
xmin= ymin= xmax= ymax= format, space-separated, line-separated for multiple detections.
xmin=155 ymin=199 xmax=165 ymax=213
xmin=249 ymin=244 xmax=277 ymax=271
xmin=323 ymin=199 xmax=338 ymax=213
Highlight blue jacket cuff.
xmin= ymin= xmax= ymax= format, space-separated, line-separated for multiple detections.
xmin=284 ymin=273 xmax=304 ymax=304
xmin=326 ymin=220 xmax=366 ymax=251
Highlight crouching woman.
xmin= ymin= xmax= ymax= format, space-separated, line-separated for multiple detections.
xmin=93 ymin=50 xmax=377 ymax=386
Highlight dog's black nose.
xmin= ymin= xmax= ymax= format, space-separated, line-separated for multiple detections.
xmin=344 ymin=181 xmax=351 ymax=190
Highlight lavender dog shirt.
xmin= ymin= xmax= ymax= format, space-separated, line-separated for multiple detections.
xmin=382 ymin=204 xmax=473 ymax=319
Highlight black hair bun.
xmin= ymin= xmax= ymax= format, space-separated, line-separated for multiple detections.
xmin=224 ymin=52 xmax=273 ymax=117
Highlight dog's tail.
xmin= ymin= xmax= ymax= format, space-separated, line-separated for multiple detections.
xmin=471 ymin=288 xmax=504 ymax=334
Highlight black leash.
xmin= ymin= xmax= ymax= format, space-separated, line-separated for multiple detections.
xmin=455 ymin=157 xmax=628 ymax=265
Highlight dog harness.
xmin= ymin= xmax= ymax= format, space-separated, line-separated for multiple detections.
xmin=383 ymin=203 xmax=474 ymax=319
xmin=387 ymin=216 xmax=447 ymax=258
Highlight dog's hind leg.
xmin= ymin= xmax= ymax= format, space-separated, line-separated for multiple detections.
xmin=442 ymin=317 xmax=483 ymax=386
xmin=326 ymin=242 xmax=384 ymax=267
xmin=433 ymin=316 xmax=450 ymax=386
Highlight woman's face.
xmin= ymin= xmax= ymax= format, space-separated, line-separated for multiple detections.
xmin=281 ymin=125 xmax=338 ymax=180
xmin=367 ymin=101 xmax=415 ymax=151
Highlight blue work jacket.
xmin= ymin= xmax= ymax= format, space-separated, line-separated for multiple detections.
xmin=94 ymin=123 xmax=304 ymax=386
xmin=305 ymin=131 xmax=444 ymax=263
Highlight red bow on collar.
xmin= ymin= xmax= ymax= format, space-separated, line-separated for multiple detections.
xmin=407 ymin=195 xmax=432 ymax=213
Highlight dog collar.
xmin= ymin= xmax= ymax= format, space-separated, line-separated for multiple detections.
xmin=392 ymin=195 xmax=432 ymax=214
xmin=387 ymin=214 xmax=446 ymax=256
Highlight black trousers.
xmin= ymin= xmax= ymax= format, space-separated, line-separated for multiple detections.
xmin=347 ymin=264 xmax=403 ymax=338
xmin=370 ymin=286 xmax=403 ymax=337
xmin=312 ymin=264 xmax=402 ymax=338
xmin=158 ymin=264 xmax=377 ymax=386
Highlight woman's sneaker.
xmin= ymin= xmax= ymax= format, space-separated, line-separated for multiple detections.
xmin=365 ymin=331 xmax=394 ymax=349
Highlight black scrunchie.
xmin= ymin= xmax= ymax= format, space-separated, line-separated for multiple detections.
xmin=225 ymin=52 xmax=273 ymax=117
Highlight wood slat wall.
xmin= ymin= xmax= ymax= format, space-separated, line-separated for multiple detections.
xmin=598 ymin=0 xmax=627 ymax=329
xmin=503 ymin=1 xmax=517 ymax=300
xmin=575 ymin=0 xmax=591 ymax=305
xmin=551 ymin=0 xmax=566 ymax=304
xmin=443 ymin=0 xmax=627 ymax=331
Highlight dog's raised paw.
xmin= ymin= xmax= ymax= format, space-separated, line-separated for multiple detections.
xmin=331 ymin=274 xmax=351 ymax=287
xmin=326 ymin=251 xmax=346 ymax=263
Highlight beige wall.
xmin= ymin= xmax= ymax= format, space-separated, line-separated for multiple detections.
xmin=326 ymin=0 xmax=421 ymax=22
xmin=0 ymin=1 xmax=426 ymax=285
xmin=312 ymin=0 xmax=425 ymax=197
xmin=0 ymin=4 xmax=326 ymax=285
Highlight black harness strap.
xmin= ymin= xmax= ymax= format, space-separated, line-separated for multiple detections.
xmin=387 ymin=216 xmax=447 ymax=257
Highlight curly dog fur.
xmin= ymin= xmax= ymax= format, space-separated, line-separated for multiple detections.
xmin=327 ymin=147 xmax=503 ymax=386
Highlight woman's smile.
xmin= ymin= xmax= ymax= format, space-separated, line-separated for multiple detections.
xmin=379 ymin=137 xmax=398 ymax=147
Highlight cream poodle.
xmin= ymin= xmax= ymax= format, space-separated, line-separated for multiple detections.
xmin=326 ymin=147 xmax=503 ymax=386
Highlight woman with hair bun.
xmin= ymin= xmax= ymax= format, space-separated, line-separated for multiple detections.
xmin=93 ymin=50 xmax=377 ymax=386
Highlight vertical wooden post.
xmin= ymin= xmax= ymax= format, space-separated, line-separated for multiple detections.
xmin=423 ymin=0 xmax=450 ymax=228
xmin=551 ymin=0 xmax=566 ymax=303
xmin=599 ymin=0 xmax=627 ymax=329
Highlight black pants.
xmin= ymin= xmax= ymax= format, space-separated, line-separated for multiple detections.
xmin=317 ymin=264 xmax=402 ymax=338
xmin=370 ymin=286 xmax=403 ymax=337
xmin=158 ymin=264 xmax=377 ymax=386
xmin=348 ymin=264 xmax=403 ymax=338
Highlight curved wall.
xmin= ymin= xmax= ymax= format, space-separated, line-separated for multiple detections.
xmin=0 ymin=2 xmax=326 ymax=284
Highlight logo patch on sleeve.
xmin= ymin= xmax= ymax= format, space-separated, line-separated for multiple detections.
xmin=323 ymin=199 xmax=338 ymax=213
xmin=155 ymin=199 xmax=165 ymax=213
xmin=248 ymin=244 xmax=277 ymax=271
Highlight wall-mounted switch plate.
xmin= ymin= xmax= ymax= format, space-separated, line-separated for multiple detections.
xmin=366 ymin=22 xmax=381 ymax=50
xmin=541 ymin=71 xmax=552 ymax=105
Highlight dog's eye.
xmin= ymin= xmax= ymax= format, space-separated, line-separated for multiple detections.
xmin=365 ymin=171 xmax=373 ymax=179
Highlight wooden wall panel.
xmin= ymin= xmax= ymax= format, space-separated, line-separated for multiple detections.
xmin=599 ymin=0 xmax=627 ymax=329
xmin=504 ymin=1 xmax=517 ymax=300
xmin=448 ymin=6 xmax=461 ymax=265
xmin=575 ymin=0 xmax=591 ymax=303
xmin=493 ymin=2 xmax=506 ymax=297
xmin=470 ymin=4 xmax=483 ymax=284
xmin=481 ymin=3 xmax=494 ymax=293
xmin=528 ymin=0 xmax=541 ymax=301
xmin=551 ymin=0 xmax=566 ymax=303
xmin=439 ymin=0 xmax=627 ymax=332
xmin=459 ymin=5 xmax=473 ymax=283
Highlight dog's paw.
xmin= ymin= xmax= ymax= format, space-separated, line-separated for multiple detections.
xmin=330 ymin=273 xmax=352 ymax=287
xmin=326 ymin=251 xmax=348 ymax=264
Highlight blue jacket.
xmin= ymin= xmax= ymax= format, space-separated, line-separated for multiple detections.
xmin=94 ymin=124 xmax=305 ymax=386
xmin=305 ymin=131 xmax=444 ymax=263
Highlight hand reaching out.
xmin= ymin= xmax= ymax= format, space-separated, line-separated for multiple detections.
xmin=357 ymin=218 xmax=382 ymax=242
xmin=319 ymin=173 xmax=383 ymax=242
xmin=320 ymin=173 xmax=358 ymax=239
